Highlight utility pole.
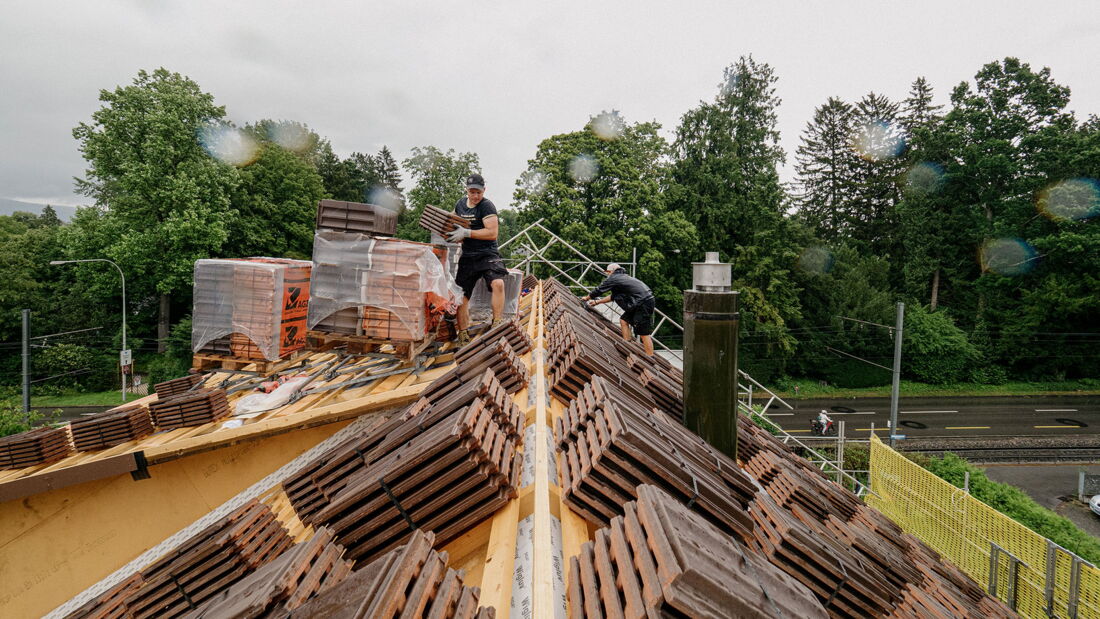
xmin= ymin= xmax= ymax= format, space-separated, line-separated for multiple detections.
xmin=889 ymin=302 xmax=905 ymax=447
xmin=22 ymin=309 xmax=31 ymax=417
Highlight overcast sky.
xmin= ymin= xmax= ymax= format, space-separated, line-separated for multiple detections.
xmin=2 ymin=1 xmax=1098 ymax=210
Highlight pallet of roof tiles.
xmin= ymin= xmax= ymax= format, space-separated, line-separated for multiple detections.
xmin=312 ymin=398 xmax=521 ymax=564
xmin=749 ymin=491 xmax=899 ymax=618
xmin=120 ymin=500 xmax=294 ymax=619
xmin=568 ymin=484 xmax=827 ymax=619
xmin=154 ymin=373 xmax=204 ymax=398
xmin=284 ymin=371 xmax=523 ymax=526
xmin=289 ymin=529 xmax=495 ymax=619
xmin=148 ymin=388 xmax=232 ymax=430
xmin=743 ymin=450 xmax=861 ymax=522
xmin=453 ymin=318 xmax=533 ymax=364
xmin=556 ymin=378 xmax=756 ymax=545
xmin=0 ymin=425 xmax=73 ymax=469
xmin=417 ymin=203 xmax=471 ymax=237
xmin=64 ymin=572 xmax=145 ymax=619
xmin=520 ymin=273 xmax=538 ymax=291
xmin=69 ymin=403 xmax=154 ymax=451
xmin=315 ymin=199 xmax=398 ymax=236
xmin=439 ymin=338 xmax=530 ymax=394
xmin=182 ymin=527 xmax=352 ymax=618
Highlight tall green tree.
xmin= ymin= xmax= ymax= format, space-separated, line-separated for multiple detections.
xmin=668 ymin=57 xmax=802 ymax=369
xmin=72 ymin=68 xmax=237 ymax=351
xmin=846 ymin=92 xmax=906 ymax=257
xmin=400 ymin=146 xmax=481 ymax=242
xmin=513 ymin=111 xmax=696 ymax=313
xmin=795 ymin=97 xmax=857 ymax=239
xmin=226 ymin=141 xmax=326 ymax=260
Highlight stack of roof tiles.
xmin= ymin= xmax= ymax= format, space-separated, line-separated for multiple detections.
xmin=282 ymin=330 xmax=529 ymax=564
xmin=315 ymin=199 xmax=398 ymax=236
xmin=148 ymin=388 xmax=232 ymax=430
xmin=154 ymin=374 xmax=204 ymax=398
xmin=182 ymin=526 xmax=352 ymax=618
xmin=192 ymin=258 xmax=312 ymax=361
xmin=543 ymin=278 xmax=1018 ymax=618
xmin=555 ymin=375 xmax=757 ymax=544
xmin=569 ymin=484 xmax=828 ymax=618
xmin=310 ymin=233 xmax=450 ymax=342
xmin=290 ymin=529 xmax=495 ymax=618
xmin=68 ymin=403 xmax=154 ymax=451
xmin=308 ymin=390 xmax=521 ymax=564
xmin=67 ymin=500 xmax=294 ymax=619
xmin=0 ymin=426 xmax=73 ymax=469
xmin=417 ymin=204 xmax=470 ymax=238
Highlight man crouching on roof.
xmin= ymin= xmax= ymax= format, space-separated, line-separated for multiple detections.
xmin=582 ymin=264 xmax=657 ymax=356
xmin=446 ymin=173 xmax=507 ymax=347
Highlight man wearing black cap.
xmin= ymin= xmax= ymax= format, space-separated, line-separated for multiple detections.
xmin=582 ymin=263 xmax=656 ymax=356
xmin=447 ymin=173 xmax=507 ymax=346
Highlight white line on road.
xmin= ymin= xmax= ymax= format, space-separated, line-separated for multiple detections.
xmin=900 ymin=410 xmax=959 ymax=414
xmin=831 ymin=412 xmax=876 ymax=415
xmin=1035 ymin=409 xmax=1078 ymax=412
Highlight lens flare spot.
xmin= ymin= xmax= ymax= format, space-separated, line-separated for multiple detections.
xmin=1037 ymin=178 xmax=1100 ymax=222
xmin=266 ymin=121 xmax=313 ymax=153
xmin=797 ymin=246 xmax=835 ymax=274
xmin=198 ymin=123 xmax=259 ymax=167
xmin=366 ymin=185 xmax=403 ymax=213
xmin=906 ymin=162 xmax=945 ymax=195
xmin=569 ymin=154 xmax=598 ymax=184
xmin=851 ymin=120 xmax=905 ymax=162
xmin=590 ymin=111 xmax=624 ymax=141
xmin=520 ymin=169 xmax=548 ymax=196
xmin=980 ymin=238 xmax=1038 ymax=277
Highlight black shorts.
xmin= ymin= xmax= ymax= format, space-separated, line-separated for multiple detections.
xmin=456 ymin=253 xmax=508 ymax=299
xmin=620 ymin=296 xmax=656 ymax=336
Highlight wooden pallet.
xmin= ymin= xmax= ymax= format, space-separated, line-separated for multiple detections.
xmin=304 ymin=330 xmax=433 ymax=362
xmin=191 ymin=349 xmax=307 ymax=374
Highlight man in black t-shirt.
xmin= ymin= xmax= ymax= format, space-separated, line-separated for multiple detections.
xmin=446 ymin=173 xmax=508 ymax=346
xmin=582 ymin=264 xmax=656 ymax=356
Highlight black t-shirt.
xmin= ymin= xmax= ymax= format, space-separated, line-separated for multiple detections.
xmin=454 ymin=197 xmax=500 ymax=257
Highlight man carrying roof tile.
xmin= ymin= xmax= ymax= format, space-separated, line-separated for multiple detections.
xmin=582 ymin=264 xmax=656 ymax=356
xmin=446 ymin=173 xmax=507 ymax=347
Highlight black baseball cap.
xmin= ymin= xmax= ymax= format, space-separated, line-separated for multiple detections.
xmin=466 ymin=173 xmax=485 ymax=190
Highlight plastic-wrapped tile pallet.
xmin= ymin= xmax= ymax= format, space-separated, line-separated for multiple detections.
xmin=191 ymin=258 xmax=312 ymax=362
xmin=469 ymin=268 xmax=523 ymax=324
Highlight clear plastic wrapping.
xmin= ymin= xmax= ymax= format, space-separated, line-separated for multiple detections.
xmin=307 ymin=231 xmax=461 ymax=341
xmin=191 ymin=258 xmax=312 ymax=361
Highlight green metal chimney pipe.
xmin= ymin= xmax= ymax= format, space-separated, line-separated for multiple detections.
xmin=683 ymin=252 xmax=739 ymax=460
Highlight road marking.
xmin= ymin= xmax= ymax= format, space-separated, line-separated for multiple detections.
xmin=901 ymin=410 xmax=958 ymax=414
xmin=831 ymin=412 xmax=876 ymax=415
xmin=1034 ymin=425 xmax=1082 ymax=428
xmin=785 ymin=429 xmax=810 ymax=433
xmin=945 ymin=426 xmax=990 ymax=430
xmin=1035 ymin=409 xmax=1078 ymax=412
xmin=855 ymin=428 xmax=886 ymax=432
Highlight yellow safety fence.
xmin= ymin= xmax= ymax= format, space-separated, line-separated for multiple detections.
xmin=868 ymin=436 xmax=1100 ymax=618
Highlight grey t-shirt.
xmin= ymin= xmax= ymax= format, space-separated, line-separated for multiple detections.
xmin=454 ymin=197 xmax=500 ymax=257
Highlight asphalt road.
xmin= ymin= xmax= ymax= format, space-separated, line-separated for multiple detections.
xmin=762 ymin=395 xmax=1100 ymax=439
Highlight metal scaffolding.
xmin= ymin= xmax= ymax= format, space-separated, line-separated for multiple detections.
xmin=499 ymin=219 xmax=683 ymax=360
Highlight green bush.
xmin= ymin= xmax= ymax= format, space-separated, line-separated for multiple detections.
xmin=904 ymin=306 xmax=979 ymax=384
xmin=925 ymin=453 xmax=1100 ymax=564
xmin=0 ymin=400 xmax=61 ymax=438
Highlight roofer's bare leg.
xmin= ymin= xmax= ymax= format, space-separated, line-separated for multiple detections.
xmin=641 ymin=334 xmax=654 ymax=356
xmin=490 ymin=279 xmax=504 ymax=324
xmin=457 ymin=297 xmax=471 ymax=331
xmin=619 ymin=319 xmax=631 ymax=342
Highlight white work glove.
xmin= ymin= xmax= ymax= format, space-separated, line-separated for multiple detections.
xmin=446 ymin=227 xmax=471 ymax=243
